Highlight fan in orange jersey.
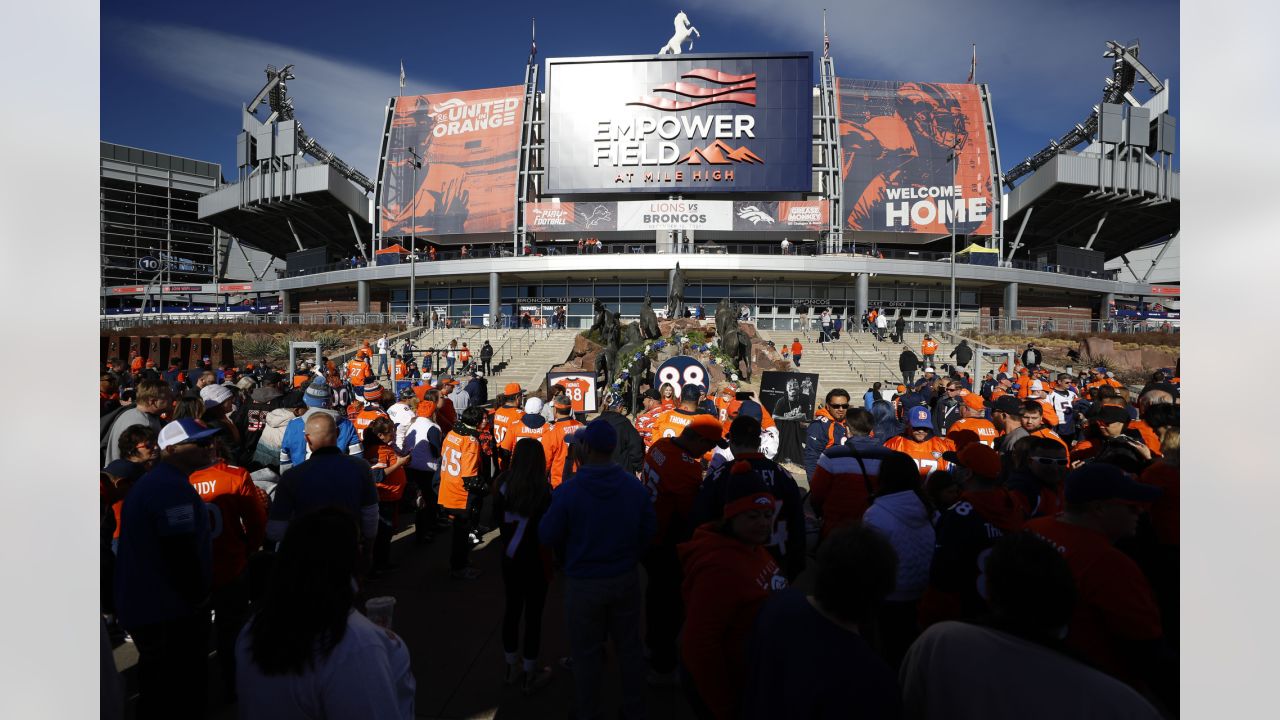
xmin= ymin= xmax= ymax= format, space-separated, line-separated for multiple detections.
xmin=651 ymin=385 xmax=712 ymax=443
xmin=634 ymin=388 xmax=666 ymax=447
xmin=948 ymin=391 xmax=998 ymax=448
xmin=346 ymin=355 xmax=372 ymax=387
xmin=188 ymin=456 xmax=268 ymax=693
xmin=491 ymin=383 xmax=526 ymax=469
xmin=1019 ymin=400 xmax=1070 ymax=460
xmin=882 ymin=406 xmax=956 ymax=478
xmin=438 ymin=407 xmax=486 ymax=578
xmin=542 ymin=394 xmax=584 ymax=488
xmin=352 ymin=382 xmax=389 ymax=436
xmin=714 ymin=383 xmax=739 ymax=421
xmin=658 ymin=382 xmax=678 ymax=410
xmin=502 ymin=397 xmax=550 ymax=460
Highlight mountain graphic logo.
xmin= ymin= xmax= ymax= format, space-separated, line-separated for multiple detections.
xmin=677 ymin=140 xmax=764 ymax=166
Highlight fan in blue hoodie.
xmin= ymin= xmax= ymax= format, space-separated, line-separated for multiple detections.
xmin=538 ymin=419 xmax=654 ymax=720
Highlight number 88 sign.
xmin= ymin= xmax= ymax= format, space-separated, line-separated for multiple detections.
xmin=653 ymin=356 xmax=710 ymax=397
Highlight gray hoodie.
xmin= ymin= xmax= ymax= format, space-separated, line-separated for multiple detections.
xmin=254 ymin=408 xmax=299 ymax=468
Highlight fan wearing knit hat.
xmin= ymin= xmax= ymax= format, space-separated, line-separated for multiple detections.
xmin=677 ymin=462 xmax=785 ymax=719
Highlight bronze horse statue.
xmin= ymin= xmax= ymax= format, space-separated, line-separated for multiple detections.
xmin=715 ymin=298 xmax=753 ymax=380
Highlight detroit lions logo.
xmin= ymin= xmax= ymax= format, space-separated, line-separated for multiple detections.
xmin=737 ymin=205 xmax=775 ymax=225
xmin=582 ymin=205 xmax=613 ymax=228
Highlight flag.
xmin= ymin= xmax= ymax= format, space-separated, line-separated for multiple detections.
xmin=967 ymin=44 xmax=976 ymax=83
xmin=399 ymin=59 xmax=405 ymax=90
xmin=822 ymin=9 xmax=830 ymax=57
xmin=529 ymin=17 xmax=537 ymax=64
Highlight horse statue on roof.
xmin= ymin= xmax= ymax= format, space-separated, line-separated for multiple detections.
xmin=659 ymin=11 xmax=700 ymax=55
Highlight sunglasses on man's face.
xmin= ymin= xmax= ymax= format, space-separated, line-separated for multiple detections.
xmin=827 ymin=403 xmax=849 ymax=410
xmin=1030 ymin=456 xmax=1068 ymax=466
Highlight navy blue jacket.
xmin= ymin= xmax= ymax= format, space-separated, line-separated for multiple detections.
xmin=538 ymin=461 xmax=654 ymax=579
xmin=804 ymin=417 xmax=852 ymax=482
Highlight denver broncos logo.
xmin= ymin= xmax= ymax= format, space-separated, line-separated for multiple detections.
xmin=737 ymin=205 xmax=775 ymax=225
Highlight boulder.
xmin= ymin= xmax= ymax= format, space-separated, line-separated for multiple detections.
xmin=1139 ymin=347 xmax=1179 ymax=372
xmin=658 ymin=320 xmax=676 ymax=337
xmin=707 ymin=363 xmax=727 ymax=386
xmin=738 ymin=322 xmax=760 ymax=340
xmin=573 ymin=334 xmax=601 ymax=357
xmin=1079 ymin=337 xmax=1116 ymax=363
xmin=577 ymin=350 xmax=601 ymax=372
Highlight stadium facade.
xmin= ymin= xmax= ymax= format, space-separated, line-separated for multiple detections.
xmin=101 ymin=36 xmax=1179 ymax=330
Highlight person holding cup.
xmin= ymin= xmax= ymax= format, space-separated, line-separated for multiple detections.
xmin=236 ymin=507 xmax=416 ymax=719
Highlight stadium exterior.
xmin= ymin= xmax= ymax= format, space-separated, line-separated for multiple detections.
xmin=101 ymin=38 xmax=1179 ymax=332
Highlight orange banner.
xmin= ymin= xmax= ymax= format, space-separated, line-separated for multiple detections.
xmin=836 ymin=79 xmax=994 ymax=235
xmin=381 ymin=85 xmax=524 ymax=236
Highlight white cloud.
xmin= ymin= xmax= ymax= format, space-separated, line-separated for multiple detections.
xmin=112 ymin=21 xmax=441 ymax=178
xmin=679 ymin=0 xmax=1177 ymax=151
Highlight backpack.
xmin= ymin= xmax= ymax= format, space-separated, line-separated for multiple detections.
xmin=99 ymin=405 xmax=132 ymax=465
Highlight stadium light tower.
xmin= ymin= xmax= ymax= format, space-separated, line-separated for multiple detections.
xmin=405 ymin=146 xmax=422 ymax=326
xmin=947 ymin=143 xmax=960 ymax=334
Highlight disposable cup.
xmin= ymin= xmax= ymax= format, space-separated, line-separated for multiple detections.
xmin=365 ymin=596 xmax=396 ymax=628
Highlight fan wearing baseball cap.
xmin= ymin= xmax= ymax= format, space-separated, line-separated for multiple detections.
xmin=678 ymin=467 xmax=785 ymax=720
xmin=922 ymin=443 xmax=1026 ymax=626
xmin=491 ymin=384 xmax=526 ymax=471
xmin=538 ymin=418 xmax=655 ymax=720
xmin=633 ymin=388 xmax=666 ymax=447
xmin=115 ymin=417 xmax=218 ymax=717
xmin=883 ymin=406 xmax=956 ymax=479
xmin=947 ymin=391 xmax=998 ymax=449
xmin=1026 ymin=462 xmax=1166 ymax=694
xmin=542 ymin=393 xmax=584 ymax=489
xmin=989 ymin=394 xmax=1029 ymax=457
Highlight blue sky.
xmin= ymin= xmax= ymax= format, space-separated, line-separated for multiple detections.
xmin=101 ymin=0 xmax=1178 ymax=181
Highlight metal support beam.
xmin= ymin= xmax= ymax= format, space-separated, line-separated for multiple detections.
xmin=1003 ymin=282 xmax=1019 ymax=322
xmin=285 ymin=217 xmax=304 ymax=251
xmin=1083 ymin=212 xmax=1108 ymax=250
xmin=489 ymin=272 xmax=501 ymax=328
xmin=348 ymin=212 xmax=369 ymax=261
xmin=278 ymin=288 xmax=291 ymax=316
xmin=854 ymin=273 xmax=869 ymax=329
xmin=1119 ymin=253 xmax=1142 ymax=283
xmin=1141 ymin=235 xmax=1176 ymax=282
xmin=1102 ymin=292 xmax=1115 ymax=321
xmin=357 ymin=280 xmax=370 ymax=314
xmin=1005 ymin=206 xmax=1033 ymax=265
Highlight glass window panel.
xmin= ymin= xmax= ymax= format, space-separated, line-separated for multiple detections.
xmin=450 ymin=288 xmax=470 ymax=301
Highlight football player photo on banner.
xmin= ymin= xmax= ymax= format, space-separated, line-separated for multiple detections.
xmin=381 ymin=85 xmax=525 ymax=236
xmin=652 ymin=356 xmax=710 ymax=398
xmin=759 ymin=371 xmax=818 ymax=422
xmin=836 ymin=78 xmax=994 ymax=235
xmin=547 ymin=372 xmax=598 ymax=413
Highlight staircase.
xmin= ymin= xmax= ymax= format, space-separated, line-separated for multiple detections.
xmin=410 ymin=327 xmax=579 ymax=395
xmin=758 ymin=329 xmax=963 ymax=400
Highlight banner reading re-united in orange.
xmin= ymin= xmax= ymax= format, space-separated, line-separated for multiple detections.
xmin=380 ymin=85 xmax=524 ymax=236
xmin=836 ymin=78 xmax=994 ymax=235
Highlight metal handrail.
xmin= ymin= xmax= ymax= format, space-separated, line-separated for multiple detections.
xmin=270 ymin=244 xmax=1124 ymax=281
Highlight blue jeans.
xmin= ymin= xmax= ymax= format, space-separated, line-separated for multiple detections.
xmin=376 ymin=353 xmax=388 ymax=378
xmin=446 ymin=358 xmax=456 ymax=374
xmin=565 ymin=570 xmax=647 ymax=720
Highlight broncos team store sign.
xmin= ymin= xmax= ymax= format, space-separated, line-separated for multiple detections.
xmin=545 ymin=53 xmax=813 ymax=194
xmin=523 ymin=199 xmax=828 ymax=231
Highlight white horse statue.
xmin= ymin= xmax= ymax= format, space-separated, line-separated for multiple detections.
xmin=659 ymin=11 xmax=700 ymax=55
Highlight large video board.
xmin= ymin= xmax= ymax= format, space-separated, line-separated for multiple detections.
xmin=546 ymin=53 xmax=813 ymax=195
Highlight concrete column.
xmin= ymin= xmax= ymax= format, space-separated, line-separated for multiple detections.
xmin=278 ymin=289 xmax=291 ymax=317
xmin=1101 ymin=292 xmax=1115 ymax=320
xmin=854 ymin=273 xmax=869 ymax=330
xmin=1003 ymin=282 xmax=1019 ymax=328
xmin=489 ymin=271 xmax=501 ymax=328
xmin=357 ymin=280 xmax=370 ymax=314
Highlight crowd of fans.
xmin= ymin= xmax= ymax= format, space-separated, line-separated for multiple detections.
xmin=99 ymin=338 xmax=1179 ymax=719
